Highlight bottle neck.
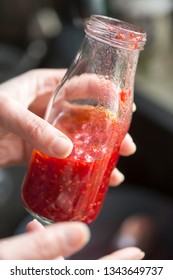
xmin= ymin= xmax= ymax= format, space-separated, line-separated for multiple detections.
xmin=85 ymin=15 xmax=147 ymax=51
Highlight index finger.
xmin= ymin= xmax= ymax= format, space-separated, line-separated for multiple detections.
xmin=0 ymin=222 xmax=90 ymax=260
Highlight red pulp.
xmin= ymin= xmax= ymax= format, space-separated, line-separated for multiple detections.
xmin=21 ymin=104 xmax=130 ymax=224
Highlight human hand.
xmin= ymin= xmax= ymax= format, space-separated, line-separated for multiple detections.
xmin=0 ymin=219 xmax=144 ymax=260
xmin=0 ymin=69 xmax=136 ymax=186
xmin=0 ymin=69 xmax=72 ymax=167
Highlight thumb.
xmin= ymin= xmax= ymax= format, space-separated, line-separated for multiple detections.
xmin=0 ymin=97 xmax=73 ymax=158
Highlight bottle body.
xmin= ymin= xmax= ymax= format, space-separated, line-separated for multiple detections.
xmin=21 ymin=15 xmax=146 ymax=224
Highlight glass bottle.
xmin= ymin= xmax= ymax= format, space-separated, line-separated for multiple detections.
xmin=21 ymin=15 xmax=146 ymax=224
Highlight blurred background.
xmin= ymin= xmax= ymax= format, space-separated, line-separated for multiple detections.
xmin=0 ymin=0 xmax=173 ymax=259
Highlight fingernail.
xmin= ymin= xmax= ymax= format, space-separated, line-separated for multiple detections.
xmin=51 ymin=137 xmax=73 ymax=158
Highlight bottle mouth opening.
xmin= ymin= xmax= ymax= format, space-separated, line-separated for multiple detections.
xmin=85 ymin=15 xmax=147 ymax=51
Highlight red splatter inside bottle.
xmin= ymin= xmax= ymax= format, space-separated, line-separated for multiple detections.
xmin=21 ymin=102 xmax=130 ymax=224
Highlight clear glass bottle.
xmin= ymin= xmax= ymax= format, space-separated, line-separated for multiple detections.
xmin=21 ymin=15 xmax=146 ymax=224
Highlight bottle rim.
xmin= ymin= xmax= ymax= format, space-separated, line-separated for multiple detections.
xmin=85 ymin=15 xmax=147 ymax=51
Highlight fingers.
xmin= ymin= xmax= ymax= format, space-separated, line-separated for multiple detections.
xmin=25 ymin=219 xmax=45 ymax=232
xmin=109 ymin=133 xmax=136 ymax=186
xmin=0 ymin=97 xmax=73 ymax=158
xmin=25 ymin=220 xmax=64 ymax=260
xmin=109 ymin=168 xmax=125 ymax=187
xmin=132 ymin=103 xmax=136 ymax=112
xmin=0 ymin=222 xmax=90 ymax=260
xmin=119 ymin=133 xmax=136 ymax=156
xmin=0 ymin=69 xmax=67 ymax=101
xmin=99 ymin=247 xmax=145 ymax=260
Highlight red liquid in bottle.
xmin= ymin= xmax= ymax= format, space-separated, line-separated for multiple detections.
xmin=21 ymin=104 xmax=130 ymax=224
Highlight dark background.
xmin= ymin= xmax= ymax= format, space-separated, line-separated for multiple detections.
xmin=0 ymin=0 xmax=173 ymax=259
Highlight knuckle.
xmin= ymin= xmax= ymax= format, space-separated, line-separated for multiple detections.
xmin=32 ymin=232 xmax=54 ymax=259
xmin=27 ymin=117 xmax=47 ymax=145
